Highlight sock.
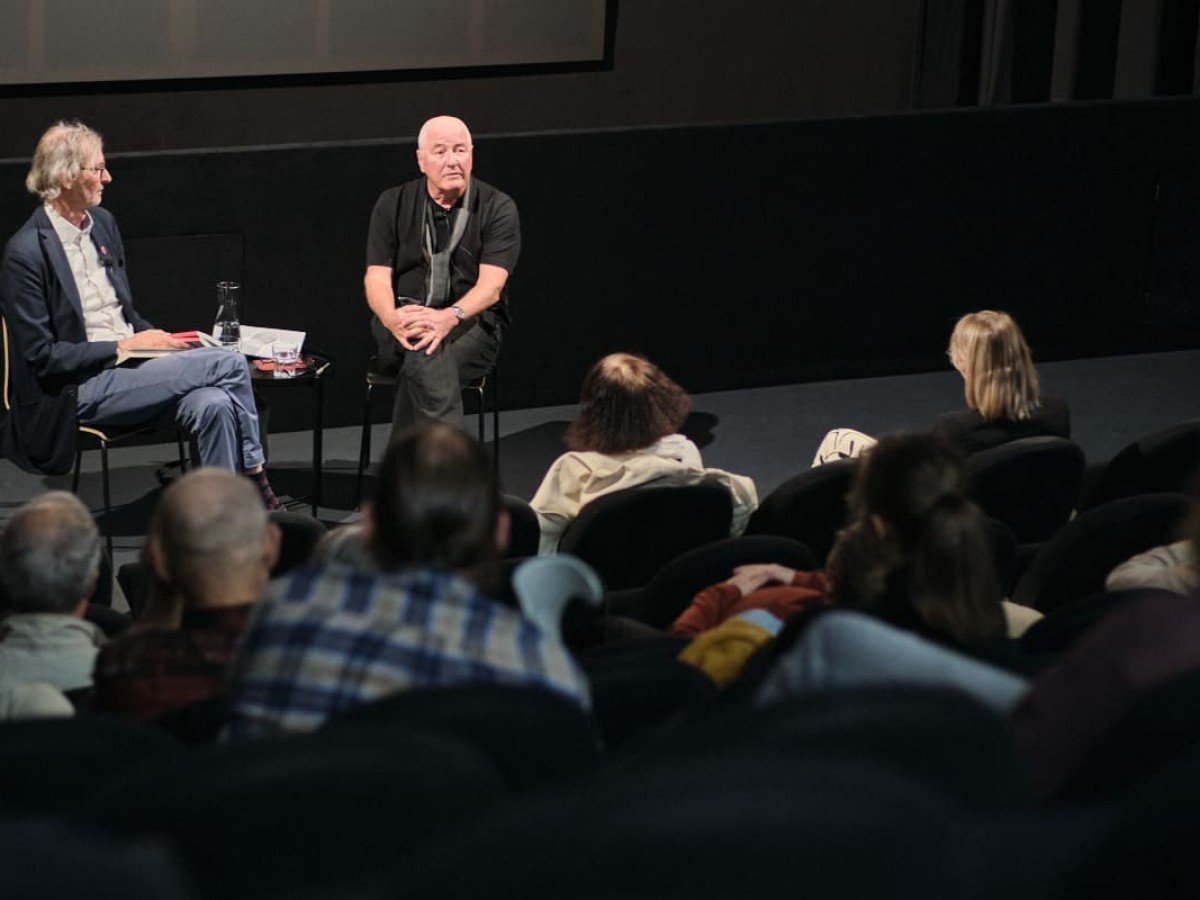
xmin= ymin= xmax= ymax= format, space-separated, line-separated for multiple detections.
xmin=249 ymin=470 xmax=284 ymax=511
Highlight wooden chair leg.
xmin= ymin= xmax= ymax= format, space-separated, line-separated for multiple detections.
xmin=99 ymin=439 xmax=114 ymax=562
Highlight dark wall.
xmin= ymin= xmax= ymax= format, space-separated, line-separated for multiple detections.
xmin=4 ymin=98 xmax=1198 ymax=432
xmin=2 ymin=2 xmax=1198 ymax=432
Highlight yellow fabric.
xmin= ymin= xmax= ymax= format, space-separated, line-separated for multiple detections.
xmin=678 ymin=618 xmax=773 ymax=686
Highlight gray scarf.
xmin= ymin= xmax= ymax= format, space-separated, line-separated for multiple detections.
xmin=423 ymin=181 xmax=471 ymax=307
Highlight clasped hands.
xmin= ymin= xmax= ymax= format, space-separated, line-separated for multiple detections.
xmin=386 ymin=304 xmax=457 ymax=355
xmin=723 ymin=563 xmax=798 ymax=597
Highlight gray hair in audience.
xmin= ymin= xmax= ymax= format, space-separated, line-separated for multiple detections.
xmin=0 ymin=491 xmax=102 ymax=614
xmin=25 ymin=120 xmax=102 ymax=201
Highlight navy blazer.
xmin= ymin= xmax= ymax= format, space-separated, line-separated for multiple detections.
xmin=1 ymin=206 xmax=153 ymax=474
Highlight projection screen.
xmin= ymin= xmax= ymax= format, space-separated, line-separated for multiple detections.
xmin=0 ymin=0 xmax=610 ymax=86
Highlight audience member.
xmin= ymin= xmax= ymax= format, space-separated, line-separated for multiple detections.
xmin=809 ymin=310 xmax=1068 ymax=464
xmin=1013 ymin=590 xmax=1200 ymax=799
xmin=1105 ymin=496 xmax=1199 ymax=595
xmin=531 ymin=352 xmax=757 ymax=554
xmin=0 ymin=492 xmax=106 ymax=695
xmin=91 ymin=468 xmax=280 ymax=720
xmin=310 ymin=522 xmax=376 ymax=571
xmin=671 ymin=432 xmax=1042 ymax=691
xmin=226 ymin=423 xmax=589 ymax=739
xmin=0 ymin=683 xmax=74 ymax=720
xmin=933 ymin=309 xmax=1070 ymax=454
xmin=826 ymin=431 xmax=1008 ymax=651
xmin=669 ymin=564 xmax=829 ymax=638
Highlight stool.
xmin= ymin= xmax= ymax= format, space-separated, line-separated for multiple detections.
xmin=355 ymin=356 xmax=499 ymax=505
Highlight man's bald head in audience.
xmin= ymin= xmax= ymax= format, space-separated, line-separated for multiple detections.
xmin=147 ymin=468 xmax=280 ymax=607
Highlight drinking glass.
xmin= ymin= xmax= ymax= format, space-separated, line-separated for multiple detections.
xmin=271 ymin=340 xmax=300 ymax=378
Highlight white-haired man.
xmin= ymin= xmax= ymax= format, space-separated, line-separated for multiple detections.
xmin=0 ymin=492 xmax=106 ymax=694
xmin=0 ymin=120 xmax=280 ymax=508
xmin=363 ymin=115 xmax=520 ymax=436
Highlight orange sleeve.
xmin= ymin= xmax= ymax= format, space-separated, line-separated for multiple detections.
xmin=669 ymin=583 xmax=745 ymax=638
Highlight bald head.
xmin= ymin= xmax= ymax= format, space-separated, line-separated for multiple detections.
xmin=148 ymin=468 xmax=278 ymax=606
xmin=417 ymin=116 xmax=472 ymax=150
xmin=0 ymin=491 xmax=101 ymax=614
xmin=416 ymin=116 xmax=474 ymax=205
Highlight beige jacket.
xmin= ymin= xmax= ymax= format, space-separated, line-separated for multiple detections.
xmin=530 ymin=435 xmax=758 ymax=555
xmin=1105 ymin=540 xmax=1199 ymax=595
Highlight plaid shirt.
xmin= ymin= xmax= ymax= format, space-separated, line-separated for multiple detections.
xmin=227 ymin=563 xmax=590 ymax=738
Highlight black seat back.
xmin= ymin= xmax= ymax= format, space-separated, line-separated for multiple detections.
xmin=1081 ymin=419 xmax=1200 ymax=510
xmin=1012 ymin=492 xmax=1191 ymax=612
xmin=745 ymin=459 xmax=857 ymax=565
xmin=965 ymin=436 xmax=1085 ymax=543
xmin=558 ymin=482 xmax=733 ymax=591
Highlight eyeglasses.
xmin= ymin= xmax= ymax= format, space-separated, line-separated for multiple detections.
xmin=80 ymin=164 xmax=108 ymax=174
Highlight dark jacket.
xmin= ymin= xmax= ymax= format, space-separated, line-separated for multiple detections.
xmin=0 ymin=206 xmax=152 ymax=474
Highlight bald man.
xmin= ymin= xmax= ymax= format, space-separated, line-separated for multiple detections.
xmin=364 ymin=115 xmax=520 ymax=437
xmin=91 ymin=468 xmax=281 ymax=720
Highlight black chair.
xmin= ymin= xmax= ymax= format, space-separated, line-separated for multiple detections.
xmin=502 ymin=493 xmax=541 ymax=559
xmin=1062 ymin=743 xmax=1200 ymax=897
xmin=606 ymin=534 xmax=819 ymax=629
xmin=964 ymin=436 xmax=1086 ymax=544
xmin=641 ymin=686 xmax=1028 ymax=812
xmin=1057 ymin=666 xmax=1200 ymax=803
xmin=2 ymin=316 xmax=191 ymax=561
xmin=268 ymin=509 xmax=327 ymax=573
xmin=0 ymin=715 xmax=181 ymax=817
xmin=355 ymin=354 xmax=499 ymax=505
xmin=0 ymin=818 xmax=193 ymax=899
xmin=580 ymin=651 xmax=719 ymax=754
xmin=556 ymin=481 xmax=734 ymax=591
xmin=77 ymin=726 xmax=505 ymax=900
xmin=744 ymin=458 xmax=858 ymax=565
xmin=391 ymin=740 xmax=974 ymax=899
xmin=1019 ymin=589 xmax=1147 ymax=656
xmin=325 ymin=683 xmax=602 ymax=790
xmin=1079 ymin=418 xmax=1200 ymax=511
xmin=1011 ymin=493 xmax=1191 ymax=613
xmin=152 ymin=693 xmax=231 ymax=745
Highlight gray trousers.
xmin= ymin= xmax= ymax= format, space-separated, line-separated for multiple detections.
xmin=372 ymin=317 xmax=501 ymax=442
xmin=76 ymin=347 xmax=265 ymax=471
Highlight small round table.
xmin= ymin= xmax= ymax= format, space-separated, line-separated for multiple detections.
xmin=250 ymin=352 xmax=333 ymax=516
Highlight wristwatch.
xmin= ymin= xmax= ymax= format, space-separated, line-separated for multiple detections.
xmin=451 ymin=305 xmax=466 ymax=322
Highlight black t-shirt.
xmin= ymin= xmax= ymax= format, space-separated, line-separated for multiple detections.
xmin=931 ymin=396 xmax=1072 ymax=455
xmin=365 ymin=176 xmax=520 ymax=328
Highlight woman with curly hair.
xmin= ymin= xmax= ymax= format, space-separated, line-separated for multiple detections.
xmin=531 ymin=352 xmax=757 ymax=555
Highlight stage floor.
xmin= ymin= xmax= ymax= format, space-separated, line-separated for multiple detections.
xmin=3 ymin=348 xmax=1198 ymax=573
